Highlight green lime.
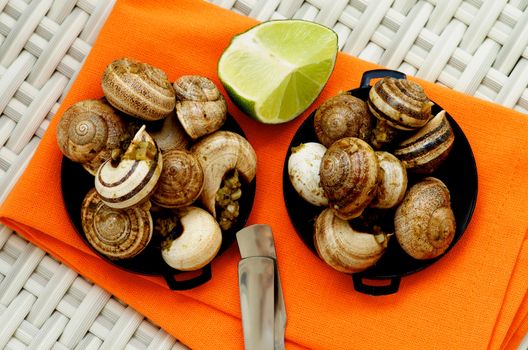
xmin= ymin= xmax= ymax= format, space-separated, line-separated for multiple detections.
xmin=218 ymin=20 xmax=338 ymax=124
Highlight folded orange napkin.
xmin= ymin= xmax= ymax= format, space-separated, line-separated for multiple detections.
xmin=2 ymin=0 xmax=528 ymax=349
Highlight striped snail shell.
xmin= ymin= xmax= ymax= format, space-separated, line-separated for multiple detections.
xmin=174 ymin=75 xmax=227 ymax=139
xmin=319 ymin=137 xmax=380 ymax=220
xmin=313 ymin=94 xmax=373 ymax=147
xmin=56 ymin=99 xmax=126 ymax=175
xmin=191 ymin=131 xmax=257 ymax=218
xmin=393 ymin=110 xmax=454 ymax=174
xmin=314 ymin=208 xmax=389 ymax=273
xmin=368 ymin=77 xmax=433 ymax=130
xmin=81 ymin=188 xmax=153 ymax=260
xmin=151 ymin=150 xmax=204 ymax=208
xmin=161 ymin=206 xmax=222 ymax=271
xmin=370 ymin=151 xmax=407 ymax=209
xmin=395 ymin=177 xmax=456 ymax=260
xmin=95 ymin=125 xmax=162 ymax=209
xmin=101 ymin=58 xmax=175 ymax=121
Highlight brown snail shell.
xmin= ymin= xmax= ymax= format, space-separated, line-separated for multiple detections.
xmin=95 ymin=125 xmax=162 ymax=209
xmin=56 ymin=99 xmax=127 ymax=175
xmin=370 ymin=151 xmax=407 ymax=209
xmin=393 ymin=110 xmax=454 ymax=174
xmin=313 ymin=94 xmax=373 ymax=147
xmin=81 ymin=188 xmax=153 ymax=260
xmin=319 ymin=137 xmax=379 ymax=220
xmin=161 ymin=206 xmax=222 ymax=271
xmin=174 ymin=75 xmax=227 ymax=139
xmin=101 ymin=58 xmax=175 ymax=121
xmin=151 ymin=150 xmax=204 ymax=208
xmin=191 ymin=131 xmax=257 ymax=218
xmin=314 ymin=208 xmax=389 ymax=273
xmin=149 ymin=112 xmax=190 ymax=152
xmin=368 ymin=77 xmax=433 ymax=130
xmin=395 ymin=177 xmax=456 ymax=260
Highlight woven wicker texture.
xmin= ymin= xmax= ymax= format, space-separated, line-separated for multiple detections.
xmin=1 ymin=0 xmax=528 ymax=349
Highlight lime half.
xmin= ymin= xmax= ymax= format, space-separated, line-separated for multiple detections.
xmin=218 ymin=20 xmax=338 ymax=124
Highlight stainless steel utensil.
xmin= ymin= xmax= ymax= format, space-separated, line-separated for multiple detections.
xmin=237 ymin=224 xmax=286 ymax=349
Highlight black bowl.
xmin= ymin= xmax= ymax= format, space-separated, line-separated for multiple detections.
xmin=282 ymin=69 xmax=478 ymax=295
xmin=61 ymin=114 xmax=256 ymax=290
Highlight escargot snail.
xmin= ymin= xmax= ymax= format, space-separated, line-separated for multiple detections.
xmin=95 ymin=125 xmax=162 ymax=209
xmin=288 ymin=142 xmax=328 ymax=206
xmin=314 ymin=208 xmax=389 ymax=273
xmin=319 ymin=137 xmax=380 ymax=220
xmin=149 ymin=112 xmax=190 ymax=152
xmin=101 ymin=58 xmax=175 ymax=121
xmin=394 ymin=177 xmax=456 ymax=260
xmin=161 ymin=206 xmax=222 ymax=271
xmin=81 ymin=188 xmax=153 ymax=260
xmin=313 ymin=94 xmax=373 ymax=147
xmin=174 ymin=75 xmax=227 ymax=139
xmin=56 ymin=99 xmax=127 ymax=175
xmin=370 ymin=151 xmax=407 ymax=209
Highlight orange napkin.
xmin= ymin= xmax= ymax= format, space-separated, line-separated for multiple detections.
xmin=2 ymin=1 xmax=528 ymax=349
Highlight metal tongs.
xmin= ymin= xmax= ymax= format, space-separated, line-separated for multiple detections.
xmin=236 ymin=224 xmax=286 ymax=350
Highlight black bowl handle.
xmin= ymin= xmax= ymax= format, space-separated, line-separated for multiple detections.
xmin=360 ymin=69 xmax=407 ymax=88
xmin=162 ymin=264 xmax=212 ymax=290
xmin=352 ymin=274 xmax=401 ymax=296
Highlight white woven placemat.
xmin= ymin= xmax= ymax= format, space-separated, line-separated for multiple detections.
xmin=1 ymin=0 xmax=528 ymax=349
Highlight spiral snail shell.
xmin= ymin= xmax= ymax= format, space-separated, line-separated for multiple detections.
xmin=101 ymin=58 xmax=175 ymax=121
xmin=319 ymin=137 xmax=379 ymax=220
xmin=174 ymin=75 xmax=227 ymax=139
xmin=81 ymin=188 xmax=153 ymax=260
xmin=393 ymin=110 xmax=454 ymax=174
xmin=395 ymin=177 xmax=456 ymax=260
xmin=314 ymin=208 xmax=389 ymax=273
xmin=191 ymin=131 xmax=257 ymax=218
xmin=313 ymin=94 xmax=373 ymax=147
xmin=368 ymin=77 xmax=433 ymax=131
xmin=56 ymin=99 xmax=127 ymax=175
xmin=151 ymin=150 xmax=204 ymax=208
xmin=370 ymin=151 xmax=407 ymax=209
xmin=288 ymin=142 xmax=328 ymax=206
xmin=161 ymin=206 xmax=222 ymax=271
xmin=95 ymin=125 xmax=162 ymax=209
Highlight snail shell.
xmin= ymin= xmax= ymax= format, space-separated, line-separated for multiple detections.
xmin=151 ymin=150 xmax=204 ymax=208
xmin=393 ymin=110 xmax=454 ymax=174
xmin=95 ymin=125 xmax=162 ymax=209
xmin=161 ymin=206 xmax=222 ymax=271
xmin=174 ymin=75 xmax=227 ymax=139
xmin=368 ymin=77 xmax=433 ymax=130
xmin=101 ymin=58 xmax=175 ymax=121
xmin=319 ymin=137 xmax=379 ymax=220
xmin=314 ymin=208 xmax=389 ymax=273
xmin=149 ymin=112 xmax=190 ymax=152
xmin=56 ymin=99 xmax=127 ymax=175
xmin=81 ymin=188 xmax=152 ymax=260
xmin=313 ymin=94 xmax=373 ymax=147
xmin=191 ymin=131 xmax=257 ymax=217
xmin=370 ymin=151 xmax=407 ymax=209
xmin=395 ymin=177 xmax=456 ymax=260
xmin=288 ymin=142 xmax=328 ymax=206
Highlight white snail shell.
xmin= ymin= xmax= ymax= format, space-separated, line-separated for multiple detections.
xmin=393 ymin=110 xmax=454 ymax=174
xmin=314 ymin=208 xmax=389 ymax=273
xmin=95 ymin=125 xmax=162 ymax=209
xmin=288 ymin=142 xmax=328 ymax=206
xmin=149 ymin=112 xmax=190 ymax=152
xmin=370 ymin=151 xmax=407 ymax=209
xmin=174 ymin=75 xmax=227 ymax=139
xmin=395 ymin=177 xmax=456 ymax=259
xmin=101 ymin=58 xmax=175 ymax=121
xmin=191 ymin=131 xmax=257 ymax=217
xmin=81 ymin=188 xmax=153 ymax=260
xmin=151 ymin=150 xmax=204 ymax=208
xmin=56 ymin=99 xmax=127 ymax=175
xmin=368 ymin=77 xmax=433 ymax=130
xmin=161 ymin=206 xmax=222 ymax=271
